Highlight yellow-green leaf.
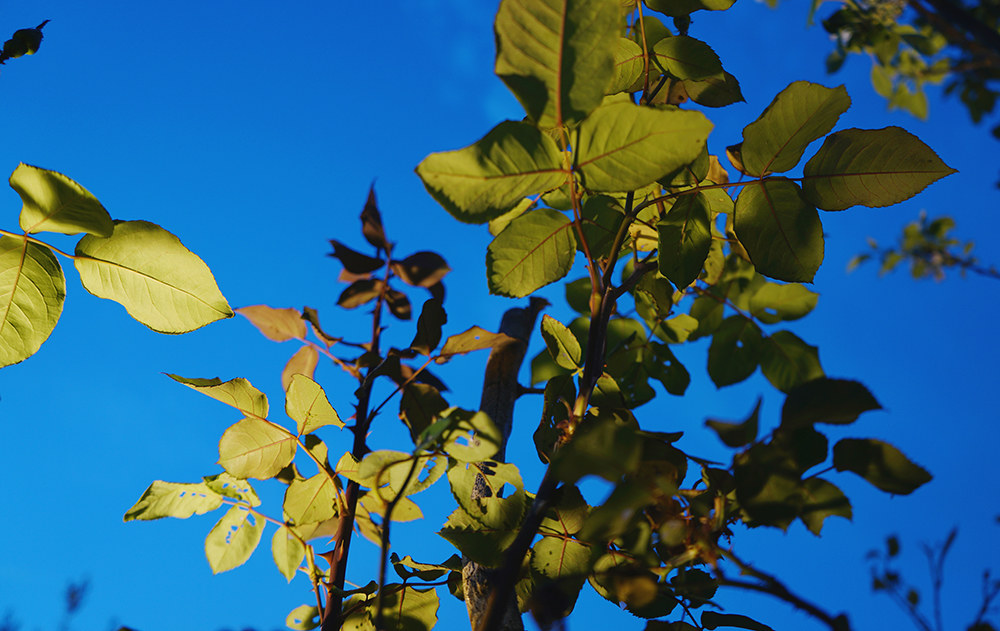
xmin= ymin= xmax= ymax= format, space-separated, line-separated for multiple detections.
xmin=237 ymin=305 xmax=306 ymax=341
xmin=0 ymin=236 xmax=65 ymax=367
xmin=11 ymin=163 xmax=112 ymax=237
xmin=285 ymin=374 xmax=343 ymax=434
xmin=487 ymin=208 xmax=577 ymax=297
xmin=218 ymin=418 xmax=297 ymax=479
xmin=283 ymin=474 xmax=338 ymax=525
xmin=204 ymin=505 xmax=265 ymax=574
xmin=167 ymin=374 xmax=269 ymax=418
xmin=123 ymin=480 xmax=223 ymax=521
xmin=271 ymin=525 xmax=306 ymax=582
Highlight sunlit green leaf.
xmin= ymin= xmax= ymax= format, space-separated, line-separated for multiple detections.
xmin=610 ymin=38 xmax=644 ymax=95
xmin=0 ymin=237 xmax=65 ymax=368
xmin=439 ymin=506 xmax=518 ymax=567
xmin=285 ymin=374 xmax=342 ymax=434
xmin=204 ymin=505 xmax=265 ymax=574
xmin=75 ymin=221 xmax=233 ymax=333
xmin=11 ymin=163 xmax=112 ymax=237
xmin=653 ymin=36 xmax=723 ymax=81
xmin=833 ymin=438 xmax=931 ymax=495
xmin=801 ymin=127 xmax=957 ymax=210
xmin=448 ymin=461 xmax=527 ymax=531
xmin=760 ymin=330 xmax=824 ymax=393
xmin=437 ymin=326 xmax=514 ymax=362
xmin=378 ymin=584 xmax=439 ymax=631
xmin=416 ymin=121 xmax=565 ymax=223
xmin=541 ymin=314 xmax=583 ymax=370
xmin=440 ymin=409 xmax=503 ymax=462
xmin=487 ymin=208 xmax=577 ymax=297
xmin=167 ymin=374 xmax=269 ymax=418
xmin=741 ymin=82 xmax=850 ymax=176
xmin=203 ymin=472 xmax=261 ymax=507
xmin=657 ymin=192 xmax=712 ymax=289
xmin=495 ymin=0 xmax=619 ymax=127
xmin=123 ymin=480 xmax=223 ymax=521
xmin=272 ymin=525 xmax=306 ymax=582
xmin=218 ymin=418 xmax=297 ymax=480
xmin=283 ymin=473 xmax=339 ymax=525
xmin=734 ymin=178 xmax=823 ymax=282
xmin=644 ymin=0 xmax=736 ymax=17
xmin=576 ymin=102 xmax=712 ymax=192
xmin=748 ymin=283 xmax=819 ymax=324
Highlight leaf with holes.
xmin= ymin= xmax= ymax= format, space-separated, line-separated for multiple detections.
xmin=123 ymin=480 xmax=223 ymax=521
xmin=487 ymin=208 xmax=576 ymax=297
xmin=204 ymin=505 xmax=265 ymax=574
xmin=0 ymin=237 xmax=65 ymax=368
xmin=707 ymin=316 xmax=763 ymax=387
xmin=448 ymin=461 xmax=527 ymax=530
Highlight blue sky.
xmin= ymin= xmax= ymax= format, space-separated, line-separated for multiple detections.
xmin=1 ymin=1 xmax=998 ymax=630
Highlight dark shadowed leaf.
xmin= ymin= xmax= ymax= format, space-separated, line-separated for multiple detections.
xmin=653 ymin=36 xmax=723 ymax=81
xmin=799 ymin=477 xmax=852 ymax=535
xmin=706 ymin=399 xmax=760 ymax=448
xmin=701 ymin=611 xmax=775 ymax=631
xmin=707 ymin=316 xmax=763 ymax=387
xmin=337 ymin=279 xmax=384 ymax=309
xmin=657 ymin=192 xmax=712 ymax=289
xmin=392 ymin=251 xmax=450 ymax=288
xmin=386 ymin=288 xmax=412 ymax=320
xmin=781 ymin=378 xmax=881 ymax=428
xmin=329 ymin=239 xmax=385 ymax=274
xmin=760 ymin=330 xmax=824 ymax=393
xmin=410 ymin=298 xmax=447 ymax=355
xmin=833 ymin=438 xmax=932 ymax=495
xmin=361 ymin=184 xmax=390 ymax=252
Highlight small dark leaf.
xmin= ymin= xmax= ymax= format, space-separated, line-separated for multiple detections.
xmin=338 ymin=279 xmax=383 ymax=309
xmin=361 ymin=184 xmax=391 ymax=252
xmin=887 ymin=535 xmax=900 ymax=557
xmin=329 ymin=239 xmax=385 ymax=275
xmin=385 ymin=288 xmax=412 ymax=320
xmin=707 ymin=316 xmax=763 ymax=387
xmin=706 ymin=398 xmax=760 ymax=448
xmin=671 ymin=569 xmax=717 ymax=607
xmin=781 ymin=378 xmax=881 ymax=429
xmin=551 ymin=409 xmax=641 ymax=483
xmin=410 ymin=298 xmax=447 ymax=355
xmin=301 ymin=306 xmax=338 ymax=346
xmin=400 ymin=383 xmax=449 ymax=444
xmin=392 ymin=251 xmax=451 ymax=288
xmin=701 ymin=611 xmax=775 ymax=631
xmin=833 ymin=438 xmax=932 ymax=495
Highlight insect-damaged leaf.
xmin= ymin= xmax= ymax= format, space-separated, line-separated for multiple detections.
xmin=204 ymin=505 xmax=265 ymax=574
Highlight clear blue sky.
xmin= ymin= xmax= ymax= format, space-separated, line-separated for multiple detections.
xmin=1 ymin=1 xmax=997 ymax=630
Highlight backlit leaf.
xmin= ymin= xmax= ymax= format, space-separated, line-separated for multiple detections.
xmin=329 ymin=240 xmax=385 ymax=275
xmin=760 ymin=330 xmax=824 ymax=393
xmin=218 ymin=418 xmax=297 ymax=480
xmin=657 ymin=192 xmax=712 ymax=289
xmin=378 ymin=584 xmax=439 ymax=631
xmin=437 ymin=326 xmax=514 ymax=362
xmin=653 ymin=36 xmax=723 ymax=81
xmin=799 ymin=477 xmax=851 ymax=535
xmin=272 ymin=525 xmax=306 ymax=582
xmin=781 ymin=378 xmax=881 ymax=428
xmin=283 ymin=474 xmax=338 ymax=525
xmin=487 ymin=208 xmax=577 ymax=297
xmin=440 ymin=409 xmax=503 ymax=463
xmin=416 ymin=121 xmax=565 ymax=223
xmin=204 ymin=505 xmax=264 ymax=574
xmin=281 ymin=345 xmax=319 ymax=391
xmin=392 ymin=251 xmax=450 ymax=288
xmin=286 ymin=605 xmax=321 ymax=631
xmin=734 ymin=178 xmax=823 ymax=282
xmin=0 ymin=237 xmax=65 ymax=367
xmin=705 ymin=399 xmax=760 ymax=448
xmin=833 ymin=438 xmax=931 ymax=495
xmin=495 ymin=0 xmax=619 ymax=128
xmin=748 ymin=283 xmax=819 ymax=324
xmin=576 ymin=102 xmax=712 ymax=192
xmin=237 ymin=305 xmax=306 ymax=341
xmin=123 ymin=480 xmax=223 ymax=521
xmin=682 ymin=71 xmax=745 ymax=107
xmin=75 ymin=220 xmax=233 ymax=333
xmin=707 ymin=316 xmax=763 ymax=387
xmin=610 ymin=38 xmax=644 ymax=95
xmin=741 ymin=82 xmax=850 ymax=176
xmin=448 ymin=461 xmax=527 ymax=530
xmin=167 ymin=374 xmax=269 ymax=418
xmin=439 ymin=506 xmax=518 ymax=567
xmin=541 ymin=314 xmax=582 ymax=369
xmin=802 ymin=127 xmax=957 ymax=210
xmin=644 ymin=0 xmax=736 ymax=17
xmin=203 ymin=472 xmax=261 ymax=507
xmin=11 ymin=163 xmax=112 ymax=237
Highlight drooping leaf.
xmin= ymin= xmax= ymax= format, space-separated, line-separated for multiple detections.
xmin=576 ymin=102 xmax=712 ymax=192
xmin=218 ymin=418 xmax=297 ymax=480
xmin=707 ymin=316 xmax=763 ymax=387
xmin=272 ymin=525 xmax=306 ymax=582
xmin=281 ymin=345 xmax=319 ymax=392
xmin=748 ymin=283 xmax=819 ymax=324
xmin=123 ymin=480 xmax=223 ymax=521
xmin=283 ymin=474 xmax=338 ymax=525
xmin=705 ymin=399 xmax=760 ymax=448
xmin=11 ymin=163 xmax=113 ymax=237
xmin=760 ymin=330 xmax=824 ymax=393
xmin=653 ymin=36 xmax=723 ymax=81
xmin=833 ymin=438 xmax=932 ymax=495
xmin=801 ymin=127 xmax=957 ymax=210
xmin=741 ymin=82 xmax=850 ymax=176
xmin=541 ymin=314 xmax=582 ymax=370
xmin=437 ymin=326 xmax=514 ymax=362
xmin=701 ymin=611 xmax=775 ymax=631
xmin=448 ymin=461 xmax=527 ymax=530
xmin=203 ymin=472 xmax=261 ymax=507
xmin=167 ymin=374 xmax=269 ymax=418
xmin=644 ymin=0 xmax=737 ymax=17
xmin=657 ymin=192 xmax=712 ymax=289
xmin=285 ymin=374 xmax=342 ymax=434
xmin=487 ymin=208 xmax=577 ymax=297
xmin=734 ymin=178 xmax=824 ymax=283
xmin=74 ymin=220 xmax=233 ymax=333
xmin=416 ymin=121 xmax=565 ymax=223
xmin=0 ymin=237 xmax=65 ymax=368
xmin=237 ymin=305 xmax=306 ymax=341
xmin=495 ymin=0 xmax=619 ymax=128
xmin=781 ymin=378 xmax=881 ymax=429
xmin=799 ymin=477 xmax=852 ymax=535
xmin=203 ymin=505 xmax=264 ymax=574
xmin=361 ymin=183 xmax=390 ymax=252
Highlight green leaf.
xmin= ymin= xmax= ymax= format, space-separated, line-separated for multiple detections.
xmin=760 ymin=330 xmax=824 ymax=393
xmin=74 ymin=220 xmax=233 ymax=333
xmin=285 ymin=374 xmax=343 ymax=434
xmin=781 ymin=378 xmax=881 ymax=429
xmin=799 ymin=477 xmax=851 ymax=535
xmin=286 ymin=605 xmax=321 ymax=631
xmin=123 ymin=480 xmax=223 ymax=521
xmin=218 ymin=418 xmax=297 ymax=480
xmin=701 ymin=611 xmax=775 ymax=631
xmin=440 ymin=409 xmax=503 ymax=462
xmin=236 ymin=305 xmax=306 ymax=341
xmin=204 ymin=505 xmax=265 ymax=574
xmin=532 ymin=534 xmax=595 ymax=583
xmin=552 ymin=410 xmax=642 ymax=482
xmin=576 ymin=102 xmax=712 ymax=192
xmin=833 ymin=438 xmax=932 ymax=495
xmin=167 ymin=374 xmax=269 ymax=418
xmin=272 ymin=525 xmax=306 ymax=582
xmin=741 ymin=82 xmax=850 ymax=176
xmin=682 ymin=72 xmax=744 ymax=107
xmin=11 ymin=164 xmax=112 ymax=237
xmin=203 ymin=472 xmax=261 ymax=507
xmin=401 ymin=383 xmax=449 ymax=444
xmin=437 ymin=326 xmax=514 ymax=362
xmin=410 ymin=298 xmax=447 ymax=355
xmin=748 ymin=283 xmax=819 ymax=324
xmin=705 ymin=399 xmax=760 ymax=448
xmin=734 ymin=178 xmax=824 ymax=283
xmin=644 ymin=0 xmax=736 ymax=17
xmin=653 ymin=36 xmax=724 ymax=81
xmin=378 ymin=585 xmax=439 ymax=631
xmin=541 ymin=314 xmax=582 ymax=370
xmin=657 ymin=192 xmax=712 ymax=289
xmin=487 ymin=208 xmax=577 ymax=297
xmin=439 ymin=506 xmax=518 ymax=566
xmin=448 ymin=461 xmax=527 ymax=530
xmin=283 ymin=474 xmax=338 ymax=525
xmin=416 ymin=121 xmax=565 ymax=223
xmin=610 ymin=38 xmax=644 ymax=95
xmin=495 ymin=0 xmax=619 ymax=128
xmin=801 ymin=127 xmax=957 ymax=210
xmin=707 ymin=316 xmax=763 ymax=387
xmin=359 ymin=451 xmax=446 ymax=499
xmin=0 ymin=237 xmax=65 ymax=368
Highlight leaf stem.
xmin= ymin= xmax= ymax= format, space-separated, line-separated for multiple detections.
xmin=0 ymin=229 xmax=77 ymax=259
